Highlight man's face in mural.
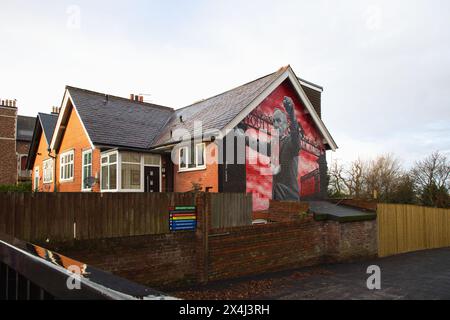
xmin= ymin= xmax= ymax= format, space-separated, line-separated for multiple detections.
xmin=273 ymin=108 xmax=288 ymax=137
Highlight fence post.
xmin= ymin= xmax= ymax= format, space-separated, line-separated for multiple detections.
xmin=195 ymin=192 xmax=209 ymax=285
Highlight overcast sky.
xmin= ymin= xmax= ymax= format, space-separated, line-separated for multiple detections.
xmin=1 ymin=0 xmax=449 ymax=167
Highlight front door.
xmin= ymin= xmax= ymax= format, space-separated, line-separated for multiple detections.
xmin=144 ymin=166 xmax=160 ymax=192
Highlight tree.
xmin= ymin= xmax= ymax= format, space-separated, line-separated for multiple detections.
xmin=328 ymin=160 xmax=348 ymax=198
xmin=411 ymin=151 xmax=450 ymax=208
xmin=391 ymin=173 xmax=416 ymax=205
xmin=365 ymin=154 xmax=402 ymax=202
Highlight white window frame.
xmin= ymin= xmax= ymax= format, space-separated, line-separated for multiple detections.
xmin=43 ymin=159 xmax=53 ymax=184
xmin=60 ymin=150 xmax=74 ymax=182
xmin=34 ymin=167 xmax=39 ymax=192
xmin=81 ymin=149 xmax=93 ymax=192
xmin=100 ymin=151 xmax=119 ymax=192
xmin=178 ymin=142 xmax=207 ymax=172
xmin=120 ymin=152 xmax=143 ymax=192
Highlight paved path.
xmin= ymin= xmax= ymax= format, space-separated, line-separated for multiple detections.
xmin=171 ymin=248 xmax=450 ymax=300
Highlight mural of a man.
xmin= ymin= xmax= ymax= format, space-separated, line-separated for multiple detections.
xmin=238 ymin=96 xmax=303 ymax=201
xmin=271 ymin=96 xmax=301 ymax=201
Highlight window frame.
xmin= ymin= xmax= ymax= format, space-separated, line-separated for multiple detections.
xmin=100 ymin=151 xmax=119 ymax=192
xmin=178 ymin=142 xmax=207 ymax=172
xmin=81 ymin=149 xmax=93 ymax=192
xmin=34 ymin=167 xmax=39 ymax=192
xmin=42 ymin=158 xmax=53 ymax=184
xmin=120 ymin=152 xmax=142 ymax=192
xmin=59 ymin=150 xmax=74 ymax=182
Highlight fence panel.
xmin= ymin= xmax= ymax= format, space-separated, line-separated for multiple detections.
xmin=0 ymin=192 xmax=199 ymax=243
xmin=378 ymin=204 xmax=450 ymax=257
xmin=210 ymin=193 xmax=253 ymax=229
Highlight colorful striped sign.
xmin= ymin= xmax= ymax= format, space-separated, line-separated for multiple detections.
xmin=169 ymin=206 xmax=197 ymax=231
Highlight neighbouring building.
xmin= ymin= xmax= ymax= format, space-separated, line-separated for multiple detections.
xmin=26 ymin=110 xmax=59 ymax=192
xmin=0 ymin=99 xmax=36 ymax=185
xmin=28 ymin=65 xmax=337 ymax=210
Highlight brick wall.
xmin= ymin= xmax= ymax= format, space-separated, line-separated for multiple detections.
xmin=51 ymin=213 xmax=377 ymax=289
xmin=0 ymin=105 xmax=17 ymax=185
xmin=174 ymin=142 xmax=219 ymax=193
xmin=330 ymin=199 xmax=378 ymax=212
xmin=56 ymin=106 xmax=100 ymax=192
xmin=50 ymin=232 xmax=198 ymax=289
xmin=208 ymin=217 xmax=326 ymax=281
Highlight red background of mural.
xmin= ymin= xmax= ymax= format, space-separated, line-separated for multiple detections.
xmin=244 ymin=80 xmax=325 ymax=211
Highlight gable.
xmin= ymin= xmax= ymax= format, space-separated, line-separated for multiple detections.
xmin=29 ymin=129 xmax=49 ymax=171
xmin=57 ymin=102 xmax=92 ymax=154
xmin=223 ymin=66 xmax=337 ymax=151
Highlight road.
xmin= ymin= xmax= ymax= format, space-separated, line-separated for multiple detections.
xmin=170 ymin=247 xmax=450 ymax=300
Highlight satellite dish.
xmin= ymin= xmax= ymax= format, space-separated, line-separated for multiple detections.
xmin=84 ymin=176 xmax=96 ymax=188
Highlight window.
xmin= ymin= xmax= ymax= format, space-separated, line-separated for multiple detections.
xmin=179 ymin=142 xmax=206 ymax=171
xmin=82 ymin=150 xmax=93 ymax=191
xmin=101 ymin=152 xmax=117 ymax=191
xmin=34 ymin=167 xmax=39 ymax=192
xmin=43 ymin=159 xmax=53 ymax=184
xmin=121 ymin=152 xmax=141 ymax=190
xmin=179 ymin=147 xmax=188 ymax=170
xmin=60 ymin=150 xmax=74 ymax=181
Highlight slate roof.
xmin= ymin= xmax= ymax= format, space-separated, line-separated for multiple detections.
xmin=26 ymin=113 xmax=58 ymax=170
xmin=16 ymin=115 xmax=36 ymax=142
xmin=152 ymin=68 xmax=285 ymax=146
xmin=67 ymin=86 xmax=174 ymax=149
xmin=38 ymin=113 xmax=58 ymax=145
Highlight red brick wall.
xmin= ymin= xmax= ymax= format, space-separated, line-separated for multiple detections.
xmin=208 ymin=217 xmax=326 ymax=281
xmin=174 ymin=142 xmax=219 ymax=192
xmin=0 ymin=106 xmax=17 ymax=185
xmin=55 ymin=106 xmax=100 ymax=192
xmin=51 ymin=232 xmax=198 ymax=289
xmin=52 ymin=215 xmax=377 ymax=288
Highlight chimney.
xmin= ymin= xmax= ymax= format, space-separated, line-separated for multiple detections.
xmin=51 ymin=106 xmax=60 ymax=115
xmin=0 ymin=98 xmax=17 ymax=108
xmin=130 ymin=93 xmax=144 ymax=103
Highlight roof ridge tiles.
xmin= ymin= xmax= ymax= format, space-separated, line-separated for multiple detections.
xmin=65 ymin=85 xmax=174 ymax=112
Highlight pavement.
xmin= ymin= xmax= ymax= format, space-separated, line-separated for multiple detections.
xmin=170 ymin=247 xmax=450 ymax=300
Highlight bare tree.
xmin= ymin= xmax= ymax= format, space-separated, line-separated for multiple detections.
xmin=328 ymin=160 xmax=347 ymax=197
xmin=343 ymin=158 xmax=366 ymax=198
xmin=411 ymin=151 xmax=450 ymax=207
xmin=365 ymin=154 xmax=402 ymax=201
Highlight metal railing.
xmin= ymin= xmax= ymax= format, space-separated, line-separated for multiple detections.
xmin=0 ymin=232 xmax=176 ymax=300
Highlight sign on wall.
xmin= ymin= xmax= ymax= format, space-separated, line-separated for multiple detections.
xmin=169 ymin=206 xmax=197 ymax=231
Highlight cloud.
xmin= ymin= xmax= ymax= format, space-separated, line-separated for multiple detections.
xmin=0 ymin=0 xmax=449 ymax=167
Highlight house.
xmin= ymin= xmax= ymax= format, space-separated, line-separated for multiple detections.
xmin=28 ymin=65 xmax=337 ymax=210
xmin=0 ymin=99 xmax=36 ymax=185
xmin=26 ymin=111 xmax=59 ymax=191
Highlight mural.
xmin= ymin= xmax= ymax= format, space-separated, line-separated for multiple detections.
xmin=240 ymin=80 xmax=326 ymax=211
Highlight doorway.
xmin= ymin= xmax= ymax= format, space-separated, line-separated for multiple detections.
xmin=144 ymin=166 xmax=160 ymax=192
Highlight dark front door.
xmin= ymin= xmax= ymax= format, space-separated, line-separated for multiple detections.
xmin=144 ymin=166 xmax=160 ymax=192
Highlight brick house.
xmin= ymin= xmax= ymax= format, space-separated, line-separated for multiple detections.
xmin=0 ymin=99 xmax=36 ymax=185
xmin=27 ymin=112 xmax=59 ymax=192
xmin=28 ymin=66 xmax=337 ymax=210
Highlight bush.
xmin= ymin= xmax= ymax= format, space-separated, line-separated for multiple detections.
xmin=0 ymin=182 xmax=32 ymax=192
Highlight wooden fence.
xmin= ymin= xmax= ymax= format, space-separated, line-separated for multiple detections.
xmin=210 ymin=193 xmax=253 ymax=229
xmin=0 ymin=192 xmax=252 ymax=243
xmin=0 ymin=192 xmax=195 ymax=243
xmin=378 ymin=204 xmax=450 ymax=257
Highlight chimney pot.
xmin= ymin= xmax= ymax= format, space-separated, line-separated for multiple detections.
xmin=130 ymin=94 xmax=135 ymax=101
xmin=139 ymin=96 xmax=144 ymax=103
xmin=13 ymin=100 xmax=16 ymax=108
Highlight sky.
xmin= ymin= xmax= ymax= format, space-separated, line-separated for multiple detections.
xmin=1 ymin=0 xmax=449 ymax=168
